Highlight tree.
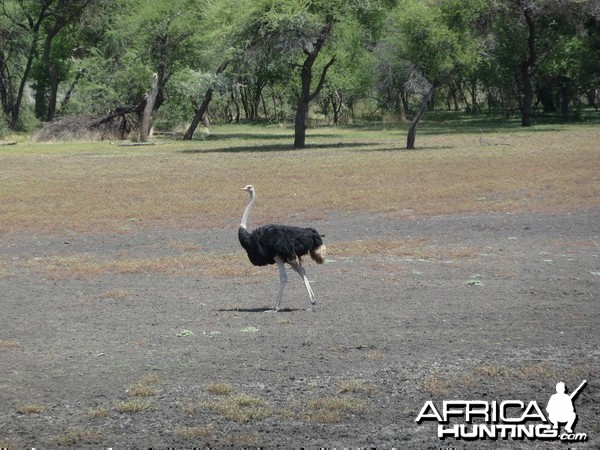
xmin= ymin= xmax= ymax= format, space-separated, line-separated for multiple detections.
xmin=1 ymin=0 xmax=55 ymax=129
xmin=126 ymin=0 xmax=203 ymax=133
xmin=182 ymin=60 xmax=230 ymax=140
xmin=38 ymin=0 xmax=92 ymax=122
xmin=381 ymin=0 xmax=483 ymax=148
xmin=215 ymin=0 xmax=339 ymax=147
xmin=496 ymin=0 xmax=538 ymax=126
xmin=492 ymin=0 xmax=596 ymax=125
xmin=319 ymin=15 xmax=379 ymax=124
xmin=292 ymin=14 xmax=337 ymax=148
xmin=0 ymin=0 xmax=94 ymax=128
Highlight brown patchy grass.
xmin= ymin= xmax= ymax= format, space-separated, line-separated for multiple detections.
xmin=174 ymin=425 xmax=213 ymax=439
xmin=127 ymin=375 xmax=161 ymax=398
xmin=339 ymin=379 xmax=379 ymax=395
xmin=15 ymin=403 xmax=48 ymax=414
xmin=56 ymin=427 xmax=101 ymax=446
xmin=424 ymin=361 xmax=594 ymax=397
xmin=114 ymin=399 xmax=150 ymax=413
xmin=332 ymin=238 xmax=481 ymax=260
xmin=86 ymin=406 xmax=109 ymax=418
xmin=203 ymin=394 xmax=273 ymax=423
xmin=304 ymin=396 xmax=370 ymax=423
xmin=28 ymin=250 xmax=266 ymax=280
xmin=0 ymin=340 xmax=21 ymax=350
xmin=0 ymin=123 xmax=597 ymax=235
xmin=204 ymin=382 xmax=234 ymax=396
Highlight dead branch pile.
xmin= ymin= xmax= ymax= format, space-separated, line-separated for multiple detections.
xmin=34 ymin=104 xmax=143 ymax=142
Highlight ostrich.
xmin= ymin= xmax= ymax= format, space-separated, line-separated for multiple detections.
xmin=238 ymin=185 xmax=326 ymax=311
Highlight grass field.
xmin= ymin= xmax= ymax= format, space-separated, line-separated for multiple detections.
xmin=1 ymin=114 xmax=598 ymax=235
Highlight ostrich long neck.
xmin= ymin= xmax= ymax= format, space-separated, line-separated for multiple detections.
xmin=240 ymin=190 xmax=255 ymax=229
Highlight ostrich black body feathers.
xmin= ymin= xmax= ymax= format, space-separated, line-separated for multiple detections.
xmin=238 ymin=224 xmax=324 ymax=266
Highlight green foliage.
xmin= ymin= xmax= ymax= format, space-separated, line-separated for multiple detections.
xmin=1 ymin=0 xmax=597 ymax=133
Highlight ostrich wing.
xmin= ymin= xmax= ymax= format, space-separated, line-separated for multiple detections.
xmin=254 ymin=224 xmax=322 ymax=262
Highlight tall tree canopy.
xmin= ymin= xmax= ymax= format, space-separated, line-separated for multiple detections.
xmin=1 ymin=0 xmax=597 ymax=144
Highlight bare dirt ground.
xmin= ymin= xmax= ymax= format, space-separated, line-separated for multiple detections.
xmin=1 ymin=209 xmax=599 ymax=448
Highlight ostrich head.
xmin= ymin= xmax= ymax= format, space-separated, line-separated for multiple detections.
xmin=242 ymin=184 xmax=254 ymax=194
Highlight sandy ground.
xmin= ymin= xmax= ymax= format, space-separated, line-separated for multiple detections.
xmin=1 ymin=209 xmax=599 ymax=448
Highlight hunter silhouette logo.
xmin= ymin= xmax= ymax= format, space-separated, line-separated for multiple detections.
xmin=546 ymin=380 xmax=586 ymax=434
xmin=416 ymin=380 xmax=588 ymax=442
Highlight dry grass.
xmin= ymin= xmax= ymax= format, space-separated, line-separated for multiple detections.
xmin=424 ymin=361 xmax=592 ymax=397
xmin=128 ymin=375 xmax=161 ymax=397
xmin=15 ymin=403 xmax=48 ymax=414
xmin=204 ymin=382 xmax=234 ymax=395
xmin=28 ymin=250 xmax=265 ymax=280
xmin=422 ymin=373 xmax=455 ymax=396
xmin=0 ymin=122 xmax=597 ymax=235
xmin=203 ymin=394 xmax=273 ymax=423
xmin=339 ymin=379 xmax=379 ymax=395
xmin=304 ymin=396 xmax=370 ymax=423
xmin=114 ymin=399 xmax=150 ymax=413
xmin=333 ymin=238 xmax=480 ymax=260
xmin=223 ymin=432 xmax=260 ymax=446
xmin=56 ymin=427 xmax=101 ymax=446
xmin=473 ymin=362 xmax=578 ymax=381
xmin=174 ymin=425 xmax=213 ymax=439
xmin=23 ymin=236 xmax=480 ymax=282
xmin=0 ymin=340 xmax=21 ymax=350
xmin=95 ymin=289 xmax=134 ymax=300
xmin=86 ymin=406 xmax=109 ymax=418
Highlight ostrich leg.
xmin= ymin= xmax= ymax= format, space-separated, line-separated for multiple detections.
xmin=289 ymin=260 xmax=316 ymax=310
xmin=274 ymin=256 xmax=288 ymax=311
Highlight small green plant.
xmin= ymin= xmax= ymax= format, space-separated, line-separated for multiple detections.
xmin=177 ymin=329 xmax=195 ymax=337
xmin=240 ymin=326 xmax=259 ymax=333
xmin=464 ymin=274 xmax=485 ymax=286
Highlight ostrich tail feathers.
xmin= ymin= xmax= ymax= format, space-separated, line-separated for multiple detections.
xmin=310 ymin=244 xmax=326 ymax=264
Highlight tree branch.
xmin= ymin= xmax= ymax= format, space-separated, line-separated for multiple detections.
xmin=308 ymin=55 xmax=337 ymax=101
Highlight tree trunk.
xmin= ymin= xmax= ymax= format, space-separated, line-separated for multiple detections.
xmin=140 ymin=73 xmax=159 ymax=142
xmin=294 ymin=104 xmax=308 ymax=148
xmin=521 ymin=63 xmax=534 ymax=126
xmin=293 ymin=15 xmax=336 ymax=149
xmin=520 ymin=5 xmax=537 ymax=127
xmin=182 ymin=61 xmax=229 ymax=140
xmin=406 ymin=79 xmax=440 ymax=150
xmin=560 ymin=78 xmax=572 ymax=121
xmin=183 ymin=88 xmax=214 ymax=140
xmin=43 ymin=23 xmax=62 ymax=122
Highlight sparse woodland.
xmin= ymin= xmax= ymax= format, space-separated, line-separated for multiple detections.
xmin=0 ymin=0 xmax=598 ymax=147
